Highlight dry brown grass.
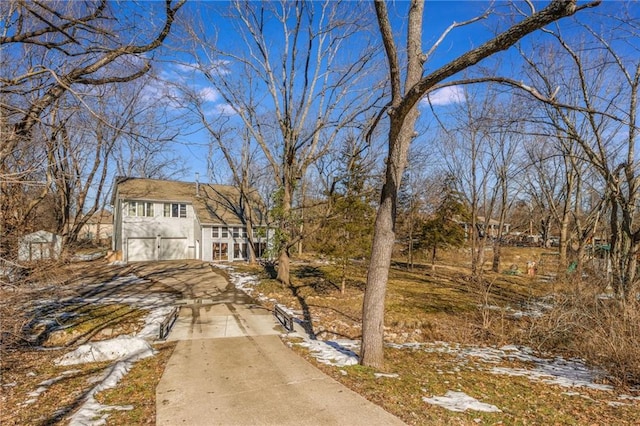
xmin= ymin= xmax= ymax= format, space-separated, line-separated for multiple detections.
xmin=3 ymin=249 xmax=639 ymax=425
xmin=95 ymin=342 xmax=176 ymax=425
xmin=298 ymin=344 xmax=640 ymax=426
xmin=0 ymin=260 xmax=174 ymax=425
xmin=245 ymin=248 xmax=640 ymax=423
xmin=524 ymin=283 xmax=640 ymax=387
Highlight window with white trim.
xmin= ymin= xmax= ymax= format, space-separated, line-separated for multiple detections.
xmin=164 ymin=203 xmax=187 ymax=218
xmin=221 ymin=227 xmax=228 ymax=238
xmin=128 ymin=201 xmax=154 ymax=217
xmin=212 ymin=227 xmax=219 ymax=238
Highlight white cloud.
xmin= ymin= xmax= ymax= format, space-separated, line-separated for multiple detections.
xmin=204 ymin=60 xmax=232 ymax=77
xmin=139 ymin=79 xmax=183 ymax=108
xmin=174 ymin=62 xmax=199 ymax=72
xmin=421 ymin=86 xmax=466 ymax=107
xmin=199 ymin=87 xmax=220 ymax=103
xmin=213 ymin=103 xmax=238 ymax=116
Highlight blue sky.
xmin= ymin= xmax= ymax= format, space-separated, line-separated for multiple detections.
xmin=150 ymin=0 xmax=638 ymax=184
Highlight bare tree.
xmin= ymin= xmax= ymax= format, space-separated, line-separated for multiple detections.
xmin=521 ymin=135 xmax=565 ymax=248
xmin=1 ymin=0 xmax=184 ymax=162
xmin=361 ymin=0 xmax=599 ymax=368
xmin=194 ymin=109 xmax=268 ymax=264
xmin=113 ymin=79 xmax=187 ymax=181
xmin=187 ymin=0 xmax=381 ymax=285
xmin=1 ymin=0 xmax=185 ymax=258
xmin=396 ymin=145 xmax=438 ymax=270
xmin=511 ymin=14 xmax=639 ymax=298
xmin=441 ymin=85 xmax=514 ymax=277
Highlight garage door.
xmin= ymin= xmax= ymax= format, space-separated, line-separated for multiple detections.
xmin=159 ymin=237 xmax=189 ymax=260
xmin=127 ymin=238 xmax=156 ymax=261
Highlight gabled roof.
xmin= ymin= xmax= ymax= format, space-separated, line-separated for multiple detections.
xmin=113 ymin=177 xmax=267 ymax=226
xmin=85 ymin=209 xmax=113 ymax=224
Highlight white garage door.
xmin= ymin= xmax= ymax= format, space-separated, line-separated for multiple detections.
xmin=127 ymin=238 xmax=156 ymax=261
xmin=159 ymin=237 xmax=189 ymax=260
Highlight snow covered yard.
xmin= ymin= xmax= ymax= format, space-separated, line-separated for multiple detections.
xmin=1 ymin=262 xmax=180 ymax=426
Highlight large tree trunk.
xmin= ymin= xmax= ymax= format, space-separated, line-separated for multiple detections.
xmin=277 ymin=176 xmax=293 ymax=286
xmin=360 ymin=0 xmax=596 ymax=368
xmin=360 ymin=0 xmax=423 ymax=369
xmin=277 ymin=248 xmax=290 ymax=286
xmin=361 ymin=171 xmax=401 ymax=368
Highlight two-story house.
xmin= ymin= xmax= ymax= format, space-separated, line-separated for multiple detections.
xmin=111 ymin=177 xmax=270 ymax=263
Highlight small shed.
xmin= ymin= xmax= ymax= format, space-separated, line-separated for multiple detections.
xmin=18 ymin=230 xmax=62 ymax=261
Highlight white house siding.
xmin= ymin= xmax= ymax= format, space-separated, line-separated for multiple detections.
xmin=193 ymin=219 xmax=202 ymax=261
xmin=121 ymin=201 xmax=196 ymax=262
xmin=201 ymin=225 xmax=213 ymax=262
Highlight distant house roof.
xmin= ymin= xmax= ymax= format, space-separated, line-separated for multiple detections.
xmin=113 ymin=177 xmax=268 ymax=226
xmin=455 ymin=216 xmax=510 ymax=227
xmin=85 ymin=210 xmax=113 ymax=225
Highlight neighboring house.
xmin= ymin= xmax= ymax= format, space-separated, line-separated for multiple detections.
xmin=111 ymin=177 xmax=271 ymax=263
xmin=79 ymin=210 xmax=113 ymax=242
xmin=18 ymin=230 xmax=62 ymax=261
xmin=459 ymin=216 xmax=511 ymax=240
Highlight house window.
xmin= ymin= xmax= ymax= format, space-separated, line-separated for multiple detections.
xmin=232 ymin=227 xmax=247 ymax=238
xmin=212 ymin=227 xmax=219 ymax=238
xmin=254 ymin=242 xmax=267 ymax=258
xmin=128 ymin=201 xmax=154 ymax=217
xmin=221 ymin=227 xmax=228 ymax=238
xmin=164 ymin=203 xmax=186 ymax=218
xmin=213 ymin=242 xmax=228 ymax=261
xmin=234 ymin=243 xmax=247 ymax=259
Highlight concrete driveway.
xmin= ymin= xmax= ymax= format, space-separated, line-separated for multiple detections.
xmin=150 ymin=261 xmax=405 ymax=426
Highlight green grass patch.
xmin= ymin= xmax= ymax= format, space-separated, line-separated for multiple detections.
xmin=44 ymin=304 xmax=146 ymax=347
xmin=95 ymin=342 xmax=176 ymax=425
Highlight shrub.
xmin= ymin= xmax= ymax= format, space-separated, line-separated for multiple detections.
xmin=524 ymin=281 xmax=640 ymax=387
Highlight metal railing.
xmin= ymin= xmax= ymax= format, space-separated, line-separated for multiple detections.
xmin=274 ymin=304 xmax=294 ymax=332
xmin=159 ymin=307 xmax=179 ymax=340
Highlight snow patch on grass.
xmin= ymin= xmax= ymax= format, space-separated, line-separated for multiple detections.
xmin=22 ymin=370 xmax=80 ymax=406
xmin=423 ymin=391 xmax=501 ymax=412
xmin=23 ymin=273 xmax=179 ymax=424
xmin=55 ymin=336 xmax=155 ymax=366
xmin=295 ymin=338 xmax=359 ymax=367
xmin=387 ymin=341 xmax=612 ymax=392
xmin=67 ymin=361 xmax=136 ymax=426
